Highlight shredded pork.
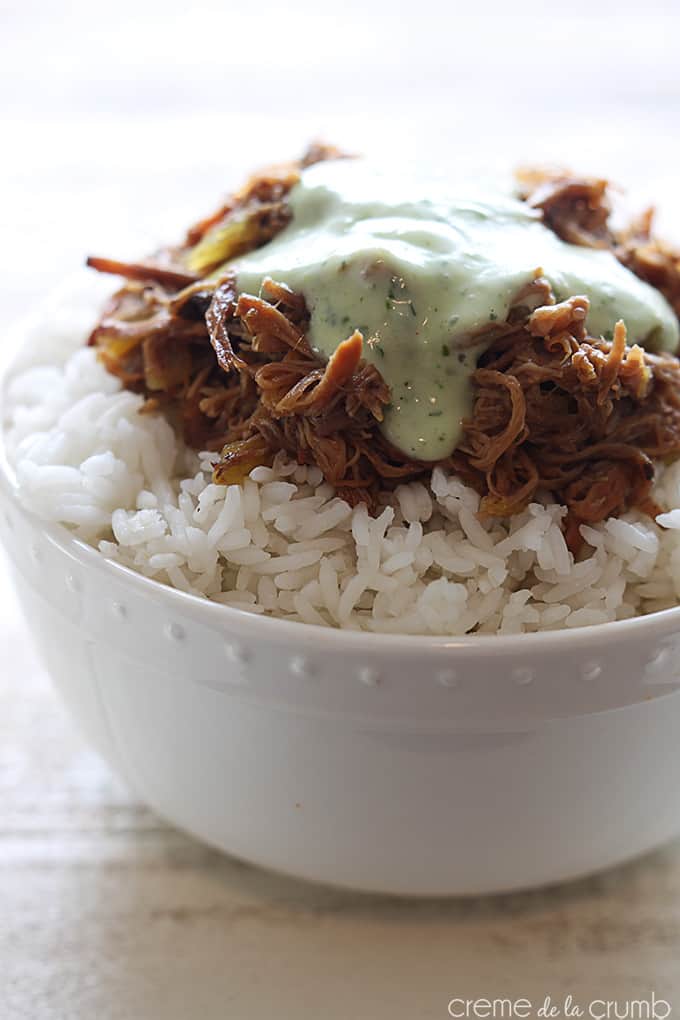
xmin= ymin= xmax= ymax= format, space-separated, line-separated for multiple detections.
xmin=85 ymin=150 xmax=680 ymax=544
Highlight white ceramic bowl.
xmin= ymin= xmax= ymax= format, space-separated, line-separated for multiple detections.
xmin=3 ymin=311 xmax=680 ymax=895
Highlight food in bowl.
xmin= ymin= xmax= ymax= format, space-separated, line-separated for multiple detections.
xmin=5 ymin=145 xmax=680 ymax=635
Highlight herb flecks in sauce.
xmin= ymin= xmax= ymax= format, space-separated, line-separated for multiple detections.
xmin=233 ymin=161 xmax=679 ymax=460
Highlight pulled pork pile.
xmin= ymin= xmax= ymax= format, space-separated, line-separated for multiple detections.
xmin=86 ymin=153 xmax=680 ymax=544
xmin=451 ymin=297 xmax=680 ymax=548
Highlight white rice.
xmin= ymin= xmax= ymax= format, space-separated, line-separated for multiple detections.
xmin=4 ymin=283 xmax=680 ymax=634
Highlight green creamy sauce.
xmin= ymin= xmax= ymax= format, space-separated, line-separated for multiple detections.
xmin=233 ymin=161 xmax=679 ymax=460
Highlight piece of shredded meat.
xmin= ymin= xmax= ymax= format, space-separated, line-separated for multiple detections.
xmin=85 ymin=149 xmax=680 ymax=546
xmin=518 ymin=166 xmax=680 ymax=317
xmin=449 ymin=297 xmax=680 ymax=536
xmin=516 ymin=167 xmax=613 ymax=248
xmin=206 ymin=277 xmax=409 ymax=501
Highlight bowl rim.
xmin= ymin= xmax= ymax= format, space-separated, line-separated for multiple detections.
xmin=2 ymin=278 xmax=680 ymax=656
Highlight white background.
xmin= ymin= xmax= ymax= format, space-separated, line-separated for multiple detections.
xmin=3 ymin=0 xmax=680 ymax=324
xmin=2 ymin=2 xmax=680 ymax=1016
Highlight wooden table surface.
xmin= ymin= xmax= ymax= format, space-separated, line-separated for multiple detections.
xmin=3 ymin=2 xmax=680 ymax=1015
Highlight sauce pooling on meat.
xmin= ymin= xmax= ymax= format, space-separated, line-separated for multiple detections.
xmin=233 ymin=160 xmax=679 ymax=460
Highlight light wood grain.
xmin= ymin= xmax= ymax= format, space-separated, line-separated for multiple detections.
xmin=3 ymin=2 xmax=680 ymax=1015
